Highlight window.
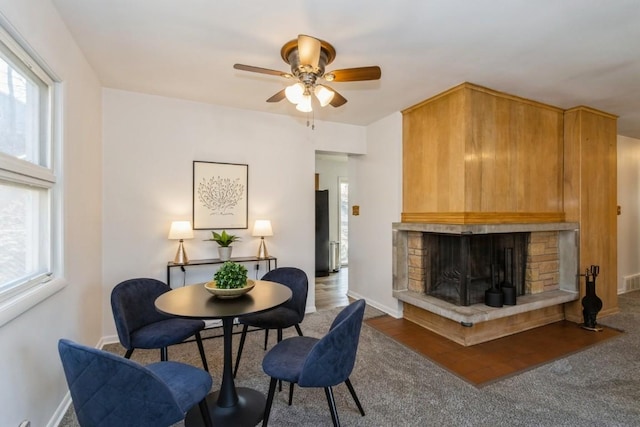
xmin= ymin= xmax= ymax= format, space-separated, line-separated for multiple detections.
xmin=338 ymin=177 xmax=348 ymax=266
xmin=0 ymin=21 xmax=60 ymax=323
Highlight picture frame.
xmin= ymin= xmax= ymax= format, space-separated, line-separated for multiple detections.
xmin=193 ymin=161 xmax=248 ymax=230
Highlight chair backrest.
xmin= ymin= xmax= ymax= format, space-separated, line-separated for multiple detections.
xmin=261 ymin=267 xmax=309 ymax=322
xmin=58 ymin=339 xmax=184 ymax=427
xmin=110 ymin=278 xmax=172 ymax=349
xmin=298 ymin=299 xmax=366 ymax=388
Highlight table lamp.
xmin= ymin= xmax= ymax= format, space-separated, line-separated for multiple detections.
xmin=168 ymin=220 xmax=194 ymax=264
xmin=252 ymin=219 xmax=273 ymax=259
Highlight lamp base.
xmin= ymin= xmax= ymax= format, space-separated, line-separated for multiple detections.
xmin=257 ymin=238 xmax=269 ymax=259
xmin=174 ymin=240 xmax=189 ymax=264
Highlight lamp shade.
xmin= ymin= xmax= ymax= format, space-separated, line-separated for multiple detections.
xmin=168 ymin=221 xmax=194 ymax=240
xmin=295 ymin=94 xmax=312 ymax=112
xmin=252 ymin=220 xmax=273 ymax=237
xmin=285 ymin=83 xmax=304 ymax=104
xmin=314 ymin=84 xmax=335 ymax=107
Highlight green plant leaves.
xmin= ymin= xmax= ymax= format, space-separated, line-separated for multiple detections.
xmin=211 ymin=230 xmax=240 ymax=247
xmin=214 ymin=261 xmax=248 ymax=289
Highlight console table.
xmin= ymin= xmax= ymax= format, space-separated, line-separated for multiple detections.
xmin=167 ymin=256 xmax=277 ymax=287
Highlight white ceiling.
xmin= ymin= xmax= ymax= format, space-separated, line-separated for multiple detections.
xmin=51 ymin=0 xmax=640 ymax=138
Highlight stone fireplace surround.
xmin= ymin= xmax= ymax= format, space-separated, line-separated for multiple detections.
xmin=392 ymin=222 xmax=580 ymax=345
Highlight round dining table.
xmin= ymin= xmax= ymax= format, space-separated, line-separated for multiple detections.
xmin=155 ymin=280 xmax=292 ymax=427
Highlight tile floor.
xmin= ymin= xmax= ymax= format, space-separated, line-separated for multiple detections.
xmin=366 ymin=315 xmax=623 ymax=387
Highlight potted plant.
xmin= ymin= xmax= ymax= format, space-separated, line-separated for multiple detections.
xmin=214 ymin=261 xmax=248 ymax=289
xmin=210 ymin=230 xmax=240 ymax=260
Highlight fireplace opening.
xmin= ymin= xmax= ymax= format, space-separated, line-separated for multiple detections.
xmin=424 ymin=233 xmax=529 ymax=306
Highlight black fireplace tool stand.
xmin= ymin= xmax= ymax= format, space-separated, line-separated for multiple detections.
xmin=581 ymin=264 xmax=603 ymax=332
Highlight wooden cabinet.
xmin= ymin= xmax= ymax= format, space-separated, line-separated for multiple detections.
xmin=563 ymin=106 xmax=618 ymax=320
xmin=402 ymin=82 xmax=565 ymax=224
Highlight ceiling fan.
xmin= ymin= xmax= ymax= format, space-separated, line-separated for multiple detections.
xmin=233 ymin=34 xmax=381 ymax=112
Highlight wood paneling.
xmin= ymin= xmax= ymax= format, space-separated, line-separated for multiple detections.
xmin=403 ymin=303 xmax=565 ymax=346
xmin=402 ymin=85 xmax=467 ymax=213
xmin=563 ymin=106 xmax=618 ymax=321
xmin=402 ymin=82 xmax=564 ymax=223
xmin=401 ymin=211 xmax=565 ymax=224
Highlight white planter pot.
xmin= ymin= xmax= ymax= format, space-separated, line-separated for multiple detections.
xmin=218 ymin=246 xmax=232 ymax=261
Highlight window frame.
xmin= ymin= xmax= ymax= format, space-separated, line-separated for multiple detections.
xmin=0 ymin=19 xmax=65 ymax=327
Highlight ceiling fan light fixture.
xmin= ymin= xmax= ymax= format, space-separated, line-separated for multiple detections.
xmin=314 ymin=85 xmax=335 ymax=107
xmin=296 ymin=94 xmax=312 ymax=112
xmin=285 ymin=83 xmax=305 ymax=104
xmin=234 ymin=35 xmax=381 ymax=116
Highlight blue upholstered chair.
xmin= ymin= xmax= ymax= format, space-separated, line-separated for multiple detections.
xmin=58 ymin=338 xmax=213 ymax=427
xmin=111 ymin=278 xmax=209 ymax=371
xmin=233 ymin=267 xmax=308 ymax=377
xmin=261 ymin=299 xmax=366 ymax=427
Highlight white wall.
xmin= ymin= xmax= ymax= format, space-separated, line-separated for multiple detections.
xmin=348 ymin=112 xmax=404 ymax=316
xmin=617 ymin=135 xmax=640 ymax=293
xmin=101 ymin=89 xmax=366 ymax=337
xmin=0 ymin=1 xmax=103 ymax=427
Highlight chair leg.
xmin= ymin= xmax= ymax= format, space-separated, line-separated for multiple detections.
xmin=262 ymin=377 xmax=278 ymax=427
xmin=160 ymin=347 xmax=168 ymax=361
xmin=345 ymin=378 xmax=365 ymax=416
xmin=288 ymin=382 xmax=294 ymax=406
xmin=294 ymin=323 xmax=303 ymax=336
xmin=324 ymin=386 xmax=341 ymax=427
xmin=198 ymin=398 xmax=213 ymax=427
xmin=124 ymin=349 xmax=134 ymax=359
xmin=277 ymin=328 xmax=283 ymax=392
xmin=233 ymin=325 xmax=249 ymax=378
xmin=195 ymin=332 xmax=209 ymax=372
xmin=263 ymin=329 xmax=269 ymax=350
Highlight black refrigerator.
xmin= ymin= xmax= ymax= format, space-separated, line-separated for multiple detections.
xmin=315 ymin=190 xmax=330 ymax=277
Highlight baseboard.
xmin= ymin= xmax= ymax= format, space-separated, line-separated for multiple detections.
xmin=99 ymin=334 xmax=120 ymax=346
xmin=347 ymin=290 xmax=402 ymax=318
xmin=47 ymin=391 xmax=71 ymax=427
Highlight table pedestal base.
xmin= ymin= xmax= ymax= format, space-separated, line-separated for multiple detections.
xmin=185 ymin=387 xmax=265 ymax=427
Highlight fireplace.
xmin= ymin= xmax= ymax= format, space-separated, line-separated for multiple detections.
xmin=424 ymin=232 xmax=528 ymax=306
xmin=392 ymin=222 xmax=580 ymax=345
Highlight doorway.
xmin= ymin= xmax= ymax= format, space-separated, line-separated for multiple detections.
xmin=315 ymin=152 xmax=349 ymax=310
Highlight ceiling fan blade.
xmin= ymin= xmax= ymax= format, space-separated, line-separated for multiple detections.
xmin=326 ymin=66 xmax=381 ymax=82
xmin=234 ymin=63 xmax=291 ymax=78
xmin=297 ymin=34 xmax=321 ymax=68
xmin=266 ymin=89 xmax=286 ymax=103
xmin=328 ymin=89 xmax=347 ymax=107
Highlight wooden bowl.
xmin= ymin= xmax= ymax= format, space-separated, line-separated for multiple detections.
xmin=204 ymin=279 xmax=255 ymax=299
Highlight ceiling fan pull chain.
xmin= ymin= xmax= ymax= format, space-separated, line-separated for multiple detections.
xmin=305 ymin=110 xmax=315 ymax=130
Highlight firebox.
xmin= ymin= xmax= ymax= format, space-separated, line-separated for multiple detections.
xmin=423 ymin=232 xmax=529 ymax=306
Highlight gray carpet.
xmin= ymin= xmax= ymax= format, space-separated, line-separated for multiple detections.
xmin=60 ymin=293 xmax=640 ymax=426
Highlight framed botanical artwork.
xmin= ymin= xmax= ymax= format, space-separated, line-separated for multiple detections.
xmin=193 ymin=161 xmax=248 ymax=230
